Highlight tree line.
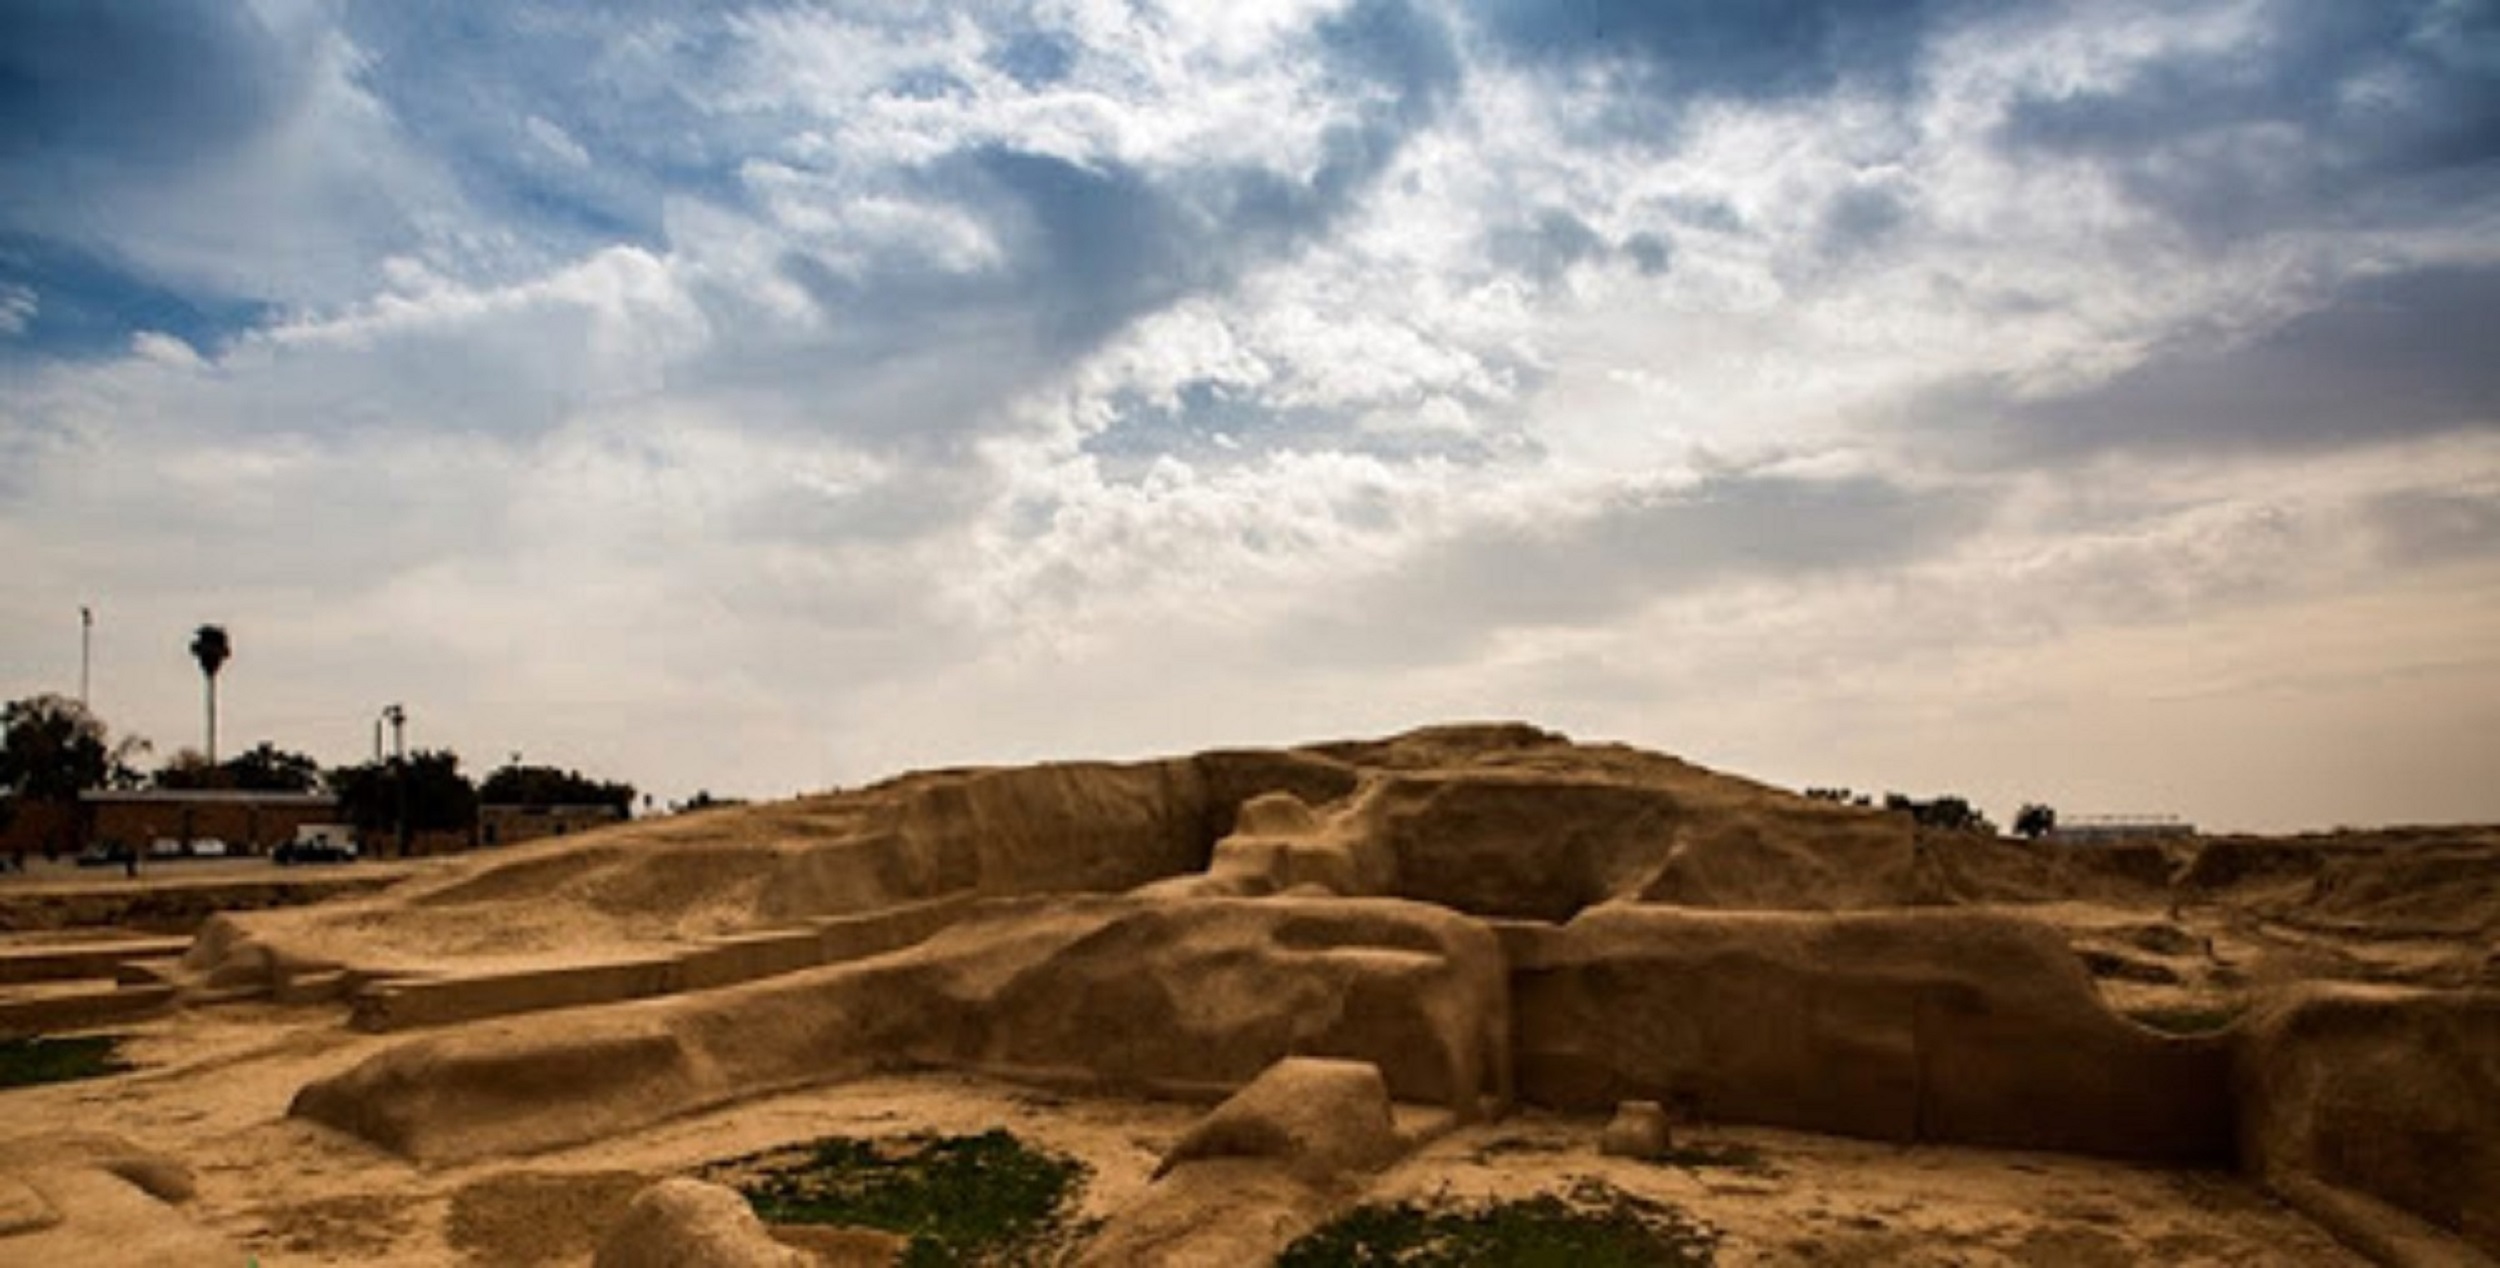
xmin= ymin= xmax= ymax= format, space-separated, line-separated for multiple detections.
xmin=0 ymin=693 xmax=634 ymax=839
xmin=1803 ymin=785 xmax=2060 ymax=839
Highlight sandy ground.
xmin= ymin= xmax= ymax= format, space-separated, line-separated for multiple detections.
xmin=4 ymin=1001 xmax=2366 ymax=1267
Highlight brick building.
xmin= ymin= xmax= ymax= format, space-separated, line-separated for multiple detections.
xmin=80 ymin=790 xmax=342 ymax=857
xmin=0 ymin=796 xmax=83 ymax=862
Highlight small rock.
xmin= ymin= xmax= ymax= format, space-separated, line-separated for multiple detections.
xmin=593 ymin=1178 xmax=808 ymax=1268
xmin=1600 ymin=1101 xmax=1673 ymax=1159
xmin=1157 ymin=1057 xmax=1403 ymax=1182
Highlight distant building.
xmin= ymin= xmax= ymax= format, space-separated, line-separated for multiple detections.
xmin=0 ymin=794 xmax=83 ymax=861
xmin=478 ymin=803 xmax=627 ymax=847
xmin=80 ymin=789 xmax=341 ymax=857
xmin=2048 ymin=814 xmax=2196 ymax=844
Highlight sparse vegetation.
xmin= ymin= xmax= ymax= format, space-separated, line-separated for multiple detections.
xmin=705 ymin=1129 xmax=1089 ymax=1266
xmin=1278 ymin=1179 xmax=1718 ymax=1267
xmin=0 ymin=1034 xmax=133 ymax=1089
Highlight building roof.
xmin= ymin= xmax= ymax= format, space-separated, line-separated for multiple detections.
xmin=80 ymin=789 xmax=337 ymax=808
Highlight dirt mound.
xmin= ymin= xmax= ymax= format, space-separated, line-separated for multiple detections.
xmin=2236 ymin=984 xmax=2500 ymax=1259
xmin=292 ymin=895 xmax=1509 ymax=1162
xmin=2183 ymin=827 xmax=2500 ymax=924
xmin=447 ymin=1169 xmax=651 ymax=1264
xmin=193 ymin=724 xmax=2256 ymax=995
xmin=185 ymin=730 xmax=2070 ymax=985
xmin=1155 ymin=1057 xmax=1404 ymax=1181
xmin=2287 ymin=840 xmax=2500 ymax=939
xmin=1084 ymin=1057 xmax=1412 ymax=1266
xmin=1511 ymin=906 xmax=2233 ymax=1162
xmin=595 ymin=1177 xmax=810 ymax=1268
xmin=0 ymin=1132 xmax=236 ymax=1266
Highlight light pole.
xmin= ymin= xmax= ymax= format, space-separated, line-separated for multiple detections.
xmin=78 ymin=606 xmax=91 ymax=708
xmin=383 ymin=704 xmax=408 ymax=857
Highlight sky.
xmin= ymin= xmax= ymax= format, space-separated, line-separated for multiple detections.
xmin=2 ymin=0 xmax=2496 ymax=831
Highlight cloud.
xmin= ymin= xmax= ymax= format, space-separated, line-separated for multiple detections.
xmin=0 ymin=2 xmax=298 ymax=170
xmin=1468 ymin=0 xmax=1954 ymax=104
xmin=3 ymin=0 xmax=2498 ymax=834
xmin=0 ymin=233 xmax=276 ymax=361
xmin=0 ymin=283 xmax=33 ymax=336
xmin=1942 ymin=264 xmax=2500 ymax=460
xmin=0 ymin=0 xmax=466 ymax=310
xmin=1276 ymin=468 xmax=1992 ymax=667
xmin=1993 ymin=0 xmax=2500 ymax=240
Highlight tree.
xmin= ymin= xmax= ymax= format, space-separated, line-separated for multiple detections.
xmin=157 ymin=742 xmax=324 ymax=794
xmin=189 ymin=624 xmax=232 ymax=765
xmin=153 ymin=748 xmax=221 ymax=791
xmin=225 ymin=742 xmax=324 ymax=793
xmin=1 ymin=694 xmax=148 ymax=803
xmin=1884 ymin=792 xmax=1997 ymax=836
xmin=329 ymin=750 xmax=478 ymax=850
xmin=2014 ymin=803 xmax=2058 ymax=840
xmin=478 ymin=763 xmax=634 ymax=815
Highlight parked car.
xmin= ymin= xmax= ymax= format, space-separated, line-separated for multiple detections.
xmin=185 ymin=837 xmax=230 ymax=858
xmin=275 ymin=835 xmax=357 ymax=865
xmin=75 ymin=841 xmax=137 ymax=869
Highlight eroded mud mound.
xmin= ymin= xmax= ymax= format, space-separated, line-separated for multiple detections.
xmin=1512 ymin=906 xmax=2232 ymax=1162
xmin=2237 ymin=984 xmax=2500 ymax=1259
xmin=292 ymin=895 xmax=1508 ymax=1162
xmin=180 ymin=723 xmax=2500 ymax=1262
xmin=193 ymin=723 xmax=2142 ymax=986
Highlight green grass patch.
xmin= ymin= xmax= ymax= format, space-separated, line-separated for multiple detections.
xmin=0 ymin=1034 xmax=133 ymax=1089
xmin=704 ymin=1129 xmax=1088 ymax=1266
xmin=1278 ymin=1178 xmax=1718 ymax=1267
xmin=2123 ymin=1003 xmax=2245 ymax=1035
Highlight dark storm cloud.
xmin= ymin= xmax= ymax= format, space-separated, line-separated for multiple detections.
xmin=1468 ymin=0 xmax=1954 ymax=103
xmin=1289 ymin=471 xmax=1990 ymax=665
xmin=1993 ymin=265 xmax=2500 ymax=458
xmin=1996 ymin=0 xmax=2500 ymax=240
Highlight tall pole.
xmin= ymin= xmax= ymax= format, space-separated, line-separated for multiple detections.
xmin=78 ymin=606 xmax=91 ymax=708
xmin=385 ymin=704 xmax=408 ymax=858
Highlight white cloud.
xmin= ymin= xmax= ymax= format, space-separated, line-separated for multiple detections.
xmin=1 ymin=0 xmax=2495 ymax=832
xmin=0 ymin=284 xmax=34 ymax=336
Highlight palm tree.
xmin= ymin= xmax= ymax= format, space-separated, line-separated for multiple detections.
xmin=189 ymin=625 xmax=231 ymax=765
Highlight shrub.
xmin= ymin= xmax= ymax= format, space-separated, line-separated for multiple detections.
xmin=705 ymin=1129 xmax=1088 ymax=1266
xmin=1279 ymin=1178 xmax=1717 ymax=1266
